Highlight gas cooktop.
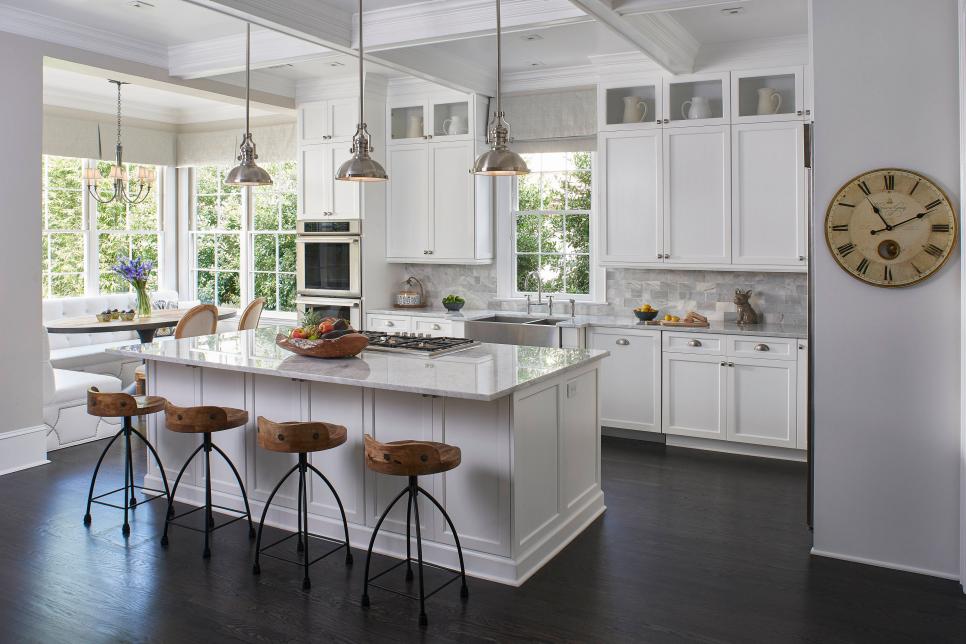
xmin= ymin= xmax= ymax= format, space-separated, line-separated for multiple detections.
xmin=360 ymin=331 xmax=481 ymax=357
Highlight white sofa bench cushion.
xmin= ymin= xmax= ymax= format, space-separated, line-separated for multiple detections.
xmin=49 ymin=369 xmax=121 ymax=406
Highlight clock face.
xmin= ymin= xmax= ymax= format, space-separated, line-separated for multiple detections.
xmin=825 ymin=168 xmax=957 ymax=287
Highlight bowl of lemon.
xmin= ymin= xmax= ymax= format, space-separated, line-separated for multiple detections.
xmin=633 ymin=304 xmax=659 ymax=322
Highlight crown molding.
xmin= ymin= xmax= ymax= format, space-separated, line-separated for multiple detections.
xmin=295 ymin=76 xmax=363 ymax=102
xmin=614 ymin=0 xmax=750 ymax=15
xmin=503 ymin=64 xmax=599 ymax=93
xmin=694 ymin=34 xmax=809 ymax=71
xmin=168 ymin=28 xmax=331 ymax=79
xmin=357 ymin=0 xmax=589 ymax=51
xmin=0 ymin=4 xmax=168 ymax=67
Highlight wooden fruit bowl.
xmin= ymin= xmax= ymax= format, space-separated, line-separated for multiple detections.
xmin=275 ymin=332 xmax=369 ymax=359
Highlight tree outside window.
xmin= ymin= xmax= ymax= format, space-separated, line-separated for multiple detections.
xmin=251 ymin=161 xmax=298 ymax=313
xmin=42 ymin=156 xmax=86 ymax=297
xmin=190 ymin=166 xmax=243 ymax=307
xmin=514 ymin=152 xmax=592 ymax=297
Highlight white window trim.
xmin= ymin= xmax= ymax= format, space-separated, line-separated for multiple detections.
xmin=495 ymin=153 xmax=605 ymax=303
xmin=41 ymin=156 xmax=170 ymax=299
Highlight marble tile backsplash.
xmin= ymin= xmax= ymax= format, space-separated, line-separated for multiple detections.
xmin=402 ymin=264 xmax=808 ymax=325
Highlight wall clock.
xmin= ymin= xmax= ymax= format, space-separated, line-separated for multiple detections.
xmin=825 ymin=168 xmax=957 ymax=287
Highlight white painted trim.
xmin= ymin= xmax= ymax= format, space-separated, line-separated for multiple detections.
xmin=168 ymin=28 xmax=331 ymax=79
xmin=0 ymin=425 xmax=50 ymax=476
xmin=665 ymin=434 xmax=807 ymax=462
xmin=958 ymin=0 xmax=966 ymax=595
xmin=0 ymin=5 xmax=168 ymax=67
xmin=810 ymin=548 xmax=960 ymax=582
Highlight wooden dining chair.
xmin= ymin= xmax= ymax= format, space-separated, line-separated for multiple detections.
xmin=237 ymin=298 xmax=266 ymax=331
xmin=136 ymin=304 xmax=218 ymax=395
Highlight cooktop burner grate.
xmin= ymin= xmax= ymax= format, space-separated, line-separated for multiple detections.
xmin=360 ymin=331 xmax=481 ymax=357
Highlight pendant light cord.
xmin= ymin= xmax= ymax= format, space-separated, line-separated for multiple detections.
xmin=496 ymin=0 xmax=502 ymax=117
xmin=358 ymin=0 xmax=364 ymax=126
xmin=245 ymin=23 xmax=251 ymax=138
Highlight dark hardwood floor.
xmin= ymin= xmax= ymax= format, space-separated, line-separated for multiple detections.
xmin=1 ymin=436 xmax=964 ymax=643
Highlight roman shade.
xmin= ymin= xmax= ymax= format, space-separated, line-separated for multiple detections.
xmin=43 ymin=112 xmax=177 ymax=167
xmin=176 ymin=122 xmax=296 ymax=167
xmin=501 ymin=87 xmax=597 ymax=153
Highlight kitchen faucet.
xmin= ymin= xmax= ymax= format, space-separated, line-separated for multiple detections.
xmin=523 ymin=270 xmax=553 ymax=316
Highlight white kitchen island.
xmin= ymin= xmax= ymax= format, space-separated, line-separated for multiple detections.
xmin=109 ymin=327 xmax=607 ymax=586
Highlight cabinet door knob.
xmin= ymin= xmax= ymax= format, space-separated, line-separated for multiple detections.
xmin=656 ymin=253 xmax=662 ymax=259
xmin=720 ymin=361 xmax=726 ymax=366
xmin=616 ymin=338 xmax=629 ymax=346
xmin=754 ymin=344 xmax=769 ymax=352
xmin=796 ymin=110 xmax=803 ymax=116
xmin=432 ymin=324 xmax=441 ymax=330
xmin=687 ymin=339 xmax=702 ymax=347
xmin=385 ymin=321 xmax=394 ymax=327
xmin=663 ymin=118 xmax=670 ymax=124
xmin=728 ymin=362 xmax=735 ymax=367
xmin=799 ymin=255 xmax=806 ymax=261
xmin=799 ymin=344 xmax=805 ymax=350
xmin=805 ymin=109 xmax=811 ymax=115
xmin=427 ymin=250 xmax=434 ymax=255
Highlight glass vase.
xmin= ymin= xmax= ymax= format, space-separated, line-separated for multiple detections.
xmin=135 ymin=283 xmax=152 ymax=319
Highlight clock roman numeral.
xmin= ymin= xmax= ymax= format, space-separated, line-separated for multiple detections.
xmin=883 ymin=265 xmax=893 ymax=282
xmin=925 ymin=199 xmax=942 ymax=210
xmin=837 ymin=202 xmax=855 ymax=209
xmin=857 ymin=181 xmax=871 ymax=195
xmin=909 ymin=179 xmax=921 ymax=195
xmin=856 ymin=258 xmax=870 ymax=275
xmin=932 ymin=223 xmax=951 ymax=232
xmin=911 ymin=262 xmax=923 ymax=275
xmin=831 ymin=224 xmax=849 ymax=231
xmin=924 ymin=243 xmax=944 ymax=258
xmin=837 ymin=242 xmax=856 ymax=257
xmin=884 ymin=174 xmax=895 ymax=190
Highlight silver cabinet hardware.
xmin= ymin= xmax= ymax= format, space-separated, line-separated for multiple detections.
xmin=799 ymin=344 xmax=805 ymax=350
xmin=754 ymin=343 xmax=769 ymax=352
xmin=665 ymin=253 xmax=670 ymax=259
xmin=720 ymin=361 xmax=726 ymax=366
xmin=385 ymin=321 xmax=395 ymax=327
xmin=799 ymin=255 xmax=806 ymax=261
xmin=728 ymin=362 xmax=735 ymax=367
xmin=796 ymin=110 xmax=803 ymax=116
xmin=426 ymin=250 xmax=434 ymax=255
xmin=805 ymin=109 xmax=811 ymax=115
xmin=616 ymin=338 xmax=630 ymax=346
xmin=427 ymin=134 xmax=433 ymax=139
xmin=432 ymin=324 xmax=441 ymax=330
xmin=687 ymin=339 xmax=702 ymax=347
xmin=657 ymin=253 xmax=662 ymax=259
xmin=663 ymin=118 xmax=670 ymax=124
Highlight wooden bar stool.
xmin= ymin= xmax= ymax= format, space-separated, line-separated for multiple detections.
xmin=160 ymin=402 xmax=255 ymax=559
xmin=84 ymin=388 xmax=171 ymax=536
xmin=361 ymin=434 xmax=468 ymax=627
xmin=252 ymin=417 xmax=353 ymax=590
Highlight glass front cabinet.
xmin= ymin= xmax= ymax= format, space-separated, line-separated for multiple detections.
xmin=731 ymin=66 xmax=807 ymax=123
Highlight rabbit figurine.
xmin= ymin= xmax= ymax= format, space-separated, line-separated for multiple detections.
xmin=734 ymin=289 xmax=759 ymax=326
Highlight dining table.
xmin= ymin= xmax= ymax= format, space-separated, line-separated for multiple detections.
xmin=45 ymin=308 xmax=237 ymax=344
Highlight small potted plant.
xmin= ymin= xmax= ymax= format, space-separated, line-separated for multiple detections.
xmin=442 ymin=294 xmax=465 ymax=312
xmin=111 ymin=256 xmax=155 ymax=319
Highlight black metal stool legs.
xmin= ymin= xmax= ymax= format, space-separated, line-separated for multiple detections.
xmin=161 ymin=434 xmax=252 ymax=558
xmin=83 ymin=417 xmax=171 ymax=535
xmin=253 ymin=455 xmax=353 ymax=589
xmin=361 ymin=478 xmax=469 ymax=627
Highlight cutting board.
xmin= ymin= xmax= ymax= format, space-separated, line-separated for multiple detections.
xmin=660 ymin=320 xmax=710 ymax=328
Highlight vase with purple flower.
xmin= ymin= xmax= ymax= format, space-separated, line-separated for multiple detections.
xmin=112 ymin=256 xmax=155 ymax=319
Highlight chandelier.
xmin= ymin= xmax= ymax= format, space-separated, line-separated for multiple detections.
xmin=85 ymin=80 xmax=156 ymax=205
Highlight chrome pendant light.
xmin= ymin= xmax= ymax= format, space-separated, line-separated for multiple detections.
xmin=472 ymin=0 xmax=529 ymax=176
xmin=226 ymin=23 xmax=273 ymax=186
xmin=85 ymin=80 xmax=156 ymax=205
xmin=336 ymin=0 xmax=388 ymax=182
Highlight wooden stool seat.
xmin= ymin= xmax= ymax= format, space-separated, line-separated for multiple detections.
xmin=87 ymin=388 xmax=166 ymax=417
xmin=256 ymin=417 xmax=347 ymax=453
xmin=364 ymin=435 xmax=461 ymax=477
xmin=164 ymin=403 xmax=249 ymax=433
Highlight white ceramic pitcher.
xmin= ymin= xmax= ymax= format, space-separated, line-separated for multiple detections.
xmin=622 ymin=96 xmax=648 ymax=123
xmin=756 ymin=88 xmax=782 ymax=115
xmin=406 ymin=113 xmax=424 ymax=138
xmin=681 ymin=96 xmax=712 ymax=120
xmin=443 ymin=115 xmax=466 ymax=135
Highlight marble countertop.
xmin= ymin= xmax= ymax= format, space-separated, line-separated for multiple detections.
xmin=108 ymin=326 xmax=608 ymax=402
xmin=367 ymin=309 xmax=806 ymax=339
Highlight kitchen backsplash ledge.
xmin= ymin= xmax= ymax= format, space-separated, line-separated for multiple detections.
xmin=400 ymin=265 xmax=807 ymax=325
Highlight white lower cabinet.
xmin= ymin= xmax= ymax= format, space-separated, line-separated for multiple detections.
xmin=366 ymin=313 xmax=464 ymax=338
xmin=414 ymin=317 xmax=453 ymax=337
xmin=662 ymin=353 xmax=727 ymax=440
xmin=589 ymin=327 xmax=661 ymax=432
xmin=727 ymin=357 xmax=797 ymax=448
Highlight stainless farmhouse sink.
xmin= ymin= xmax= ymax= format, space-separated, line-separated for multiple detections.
xmin=464 ymin=315 xmax=570 ymax=348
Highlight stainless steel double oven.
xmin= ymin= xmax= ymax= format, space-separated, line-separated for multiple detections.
xmin=295 ymin=219 xmax=362 ymax=328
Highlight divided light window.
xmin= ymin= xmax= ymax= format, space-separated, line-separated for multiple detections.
xmin=190 ymin=161 xmax=298 ymax=314
xmin=513 ymin=152 xmax=593 ymax=298
xmin=41 ymin=155 xmax=163 ymax=298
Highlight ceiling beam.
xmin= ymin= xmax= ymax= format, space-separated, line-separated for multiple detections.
xmin=566 ymin=0 xmax=698 ymax=73
xmin=169 ymin=29 xmax=333 ymax=79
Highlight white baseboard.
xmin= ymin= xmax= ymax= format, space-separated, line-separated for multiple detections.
xmin=0 ymin=425 xmax=49 ymax=476
xmin=810 ymin=548 xmax=960 ymax=582
xmin=666 ymin=435 xmax=807 ymax=462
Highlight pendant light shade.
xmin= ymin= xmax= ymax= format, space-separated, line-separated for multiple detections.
xmin=473 ymin=0 xmax=529 ymax=176
xmin=226 ymin=24 xmax=273 ymax=187
xmin=337 ymin=0 xmax=388 ymax=182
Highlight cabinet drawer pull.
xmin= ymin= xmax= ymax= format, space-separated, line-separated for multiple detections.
xmin=616 ymin=338 xmax=629 ymax=346
xmin=728 ymin=362 xmax=735 ymax=367
xmin=385 ymin=321 xmax=395 ymax=327
xmin=754 ymin=343 xmax=770 ymax=352
xmin=687 ymin=339 xmax=702 ymax=347
xmin=432 ymin=324 xmax=441 ymax=330
xmin=720 ymin=361 xmax=726 ymax=366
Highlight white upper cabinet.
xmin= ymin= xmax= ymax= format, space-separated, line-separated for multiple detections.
xmin=598 ymin=130 xmax=663 ymax=264
xmin=386 ymin=143 xmax=430 ymax=259
xmin=663 ymin=125 xmax=731 ymax=264
xmin=429 ymin=141 xmax=476 ymax=261
xmin=388 ymin=96 xmax=477 ymax=144
xmin=298 ymin=143 xmax=361 ymax=219
xmin=731 ymin=66 xmax=807 ymax=123
xmin=599 ymin=78 xmax=664 ymax=130
xmin=732 ymin=121 xmax=806 ymax=266
xmin=299 ymin=98 xmax=358 ymax=144
xmin=664 ymin=72 xmax=730 ymax=127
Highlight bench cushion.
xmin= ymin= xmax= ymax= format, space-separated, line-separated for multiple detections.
xmin=50 ymin=369 xmax=121 ymax=405
xmin=49 ymin=339 xmax=143 ymax=371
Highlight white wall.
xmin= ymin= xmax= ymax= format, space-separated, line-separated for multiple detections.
xmin=0 ymin=31 xmax=46 ymax=473
xmin=812 ymin=0 xmax=961 ymax=579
